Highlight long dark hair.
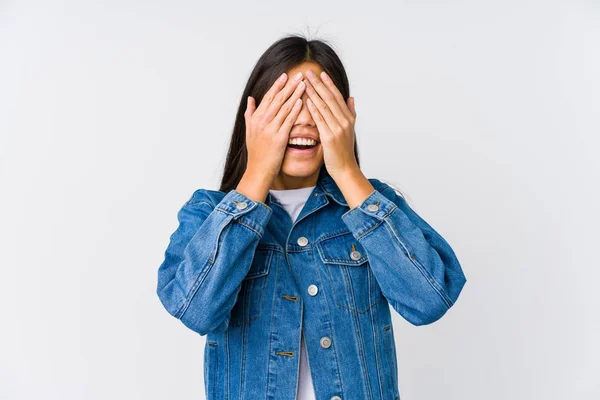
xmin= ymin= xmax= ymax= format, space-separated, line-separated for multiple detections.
xmin=218 ymin=34 xmax=405 ymax=201
xmin=218 ymin=34 xmax=359 ymax=193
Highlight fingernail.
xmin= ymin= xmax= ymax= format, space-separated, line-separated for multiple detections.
xmin=307 ymin=69 xmax=315 ymax=78
xmin=320 ymin=71 xmax=329 ymax=80
xmin=279 ymin=72 xmax=287 ymax=82
xmin=294 ymin=71 xmax=303 ymax=81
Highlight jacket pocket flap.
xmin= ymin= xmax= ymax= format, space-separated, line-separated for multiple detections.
xmin=245 ymin=247 xmax=273 ymax=279
xmin=316 ymin=232 xmax=368 ymax=266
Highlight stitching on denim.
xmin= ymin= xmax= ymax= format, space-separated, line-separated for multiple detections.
xmin=309 ymin=248 xmax=345 ymax=395
xmin=173 ymin=258 xmax=210 ymax=318
xmin=348 ymin=280 xmax=374 ymax=400
xmin=215 ymin=203 xmax=252 ymax=216
xmin=235 ymin=219 xmax=263 ymax=238
xmin=314 ymin=228 xmax=353 ymax=245
xmin=214 ymin=343 xmax=218 ymax=400
xmin=254 ymin=199 xmax=273 ymax=212
xmin=383 ymin=327 xmax=395 ymax=396
xmin=229 ymin=251 xmax=272 ymax=328
xmin=368 ymin=291 xmax=385 ymax=400
xmin=316 ymin=233 xmax=369 ymax=265
xmin=343 ymin=296 xmax=383 ymax=312
xmin=286 ymin=246 xmax=316 ymax=254
xmin=205 ymin=341 xmax=218 ymax=400
xmin=342 ymin=264 xmax=356 ymax=311
xmin=353 ymin=218 xmax=385 ymax=241
xmin=265 ymin=251 xmax=280 ymax=399
xmin=355 ymin=209 xmax=454 ymax=309
xmin=318 ymin=240 xmax=368 ymax=264
xmin=385 ymin=324 xmax=399 ymax=395
xmin=318 ymin=234 xmax=382 ymax=313
xmin=353 ymin=206 xmax=396 ymax=241
xmin=347 ymin=267 xmax=375 ymax=400
xmin=410 ymin=255 xmax=454 ymax=308
xmin=323 ymin=256 xmax=368 ymax=264
xmin=324 ymin=255 xmax=382 ymax=313
xmin=382 ymin=217 xmax=453 ymax=309
xmin=257 ymin=242 xmax=284 ymax=253
xmin=242 ymin=249 xmax=272 ymax=280
xmin=385 ymin=217 xmax=453 ymax=308
xmin=174 ymin=214 xmax=232 ymax=318
xmin=225 ymin=330 xmax=230 ymax=400
xmin=239 ymin=284 xmax=249 ymax=397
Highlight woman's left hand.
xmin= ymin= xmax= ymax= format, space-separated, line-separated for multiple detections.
xmin=304 ymin=69 xmax=358 ymax=179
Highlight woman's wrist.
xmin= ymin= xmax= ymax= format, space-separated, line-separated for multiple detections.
xmin=236 ymin=168 xmax=275 ymax=204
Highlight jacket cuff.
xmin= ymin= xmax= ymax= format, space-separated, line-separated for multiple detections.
xmin=215 ymin=190 xmax=273 ymax=237
xmin=341 ymin=189 xmax=398 ymax=238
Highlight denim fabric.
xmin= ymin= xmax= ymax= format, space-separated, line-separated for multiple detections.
xmin=156 ymin=166 xmax=467 ymax=400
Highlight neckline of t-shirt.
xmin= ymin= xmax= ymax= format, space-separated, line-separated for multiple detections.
xmin=268 ymin=185 xmax=316 ymax=193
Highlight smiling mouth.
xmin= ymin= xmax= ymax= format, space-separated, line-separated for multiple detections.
xmin=287 ymin=143 xmax=319 ymax=150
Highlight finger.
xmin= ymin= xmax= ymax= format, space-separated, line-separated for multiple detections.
xmin=318 ymin=71 xmax=354 ymax=121
xmin=253 ymin=72 xmax=288 ymax=116
xmin=347 ymin=97 xmax=356 ymax=119
xmin=272 ymin=80 xmax=306 ymax=129
xmin=262 ymin=71 xmax=304 ymax=123
xmin=306 ymin=97 xmax=333 ymax=140
xmin=277 ymin=96 xmax=303 ymax=136
xmin=305 ymin=70 xmax=349 ymax=128
xmin=245 ymin=96 xmax=256 ymax=118
xmin=304 ymin=78 xmax=341 ymax=135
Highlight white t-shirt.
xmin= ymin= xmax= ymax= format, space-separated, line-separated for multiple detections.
xmin=268 ymin=185 xmax=317 ymax=400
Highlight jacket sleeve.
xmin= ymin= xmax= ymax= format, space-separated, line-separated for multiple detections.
xmin=156 ymin=189 xmax=273 ymax=335
xmin=341 ymin=185 xmax=467 ymax=326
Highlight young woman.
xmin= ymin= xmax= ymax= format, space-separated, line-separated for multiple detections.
xmin=156 ymin=35 xmax=467 ymax=400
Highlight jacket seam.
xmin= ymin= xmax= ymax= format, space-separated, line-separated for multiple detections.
xmin=235 ymin=218 xmax=265 ymax=238
xmin=381 ymin=216 xmax=453 ymax=308
xmin=311 ymin=248 xmax=345 ymax=396
xmin=346 ymin=268 xmax=374 ymax=400
xmin=176 ymin=214 xmax=257 ymax=320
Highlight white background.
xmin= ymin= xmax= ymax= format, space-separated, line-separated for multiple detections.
xmin=1 ymin=1 xmax=598 ymax=399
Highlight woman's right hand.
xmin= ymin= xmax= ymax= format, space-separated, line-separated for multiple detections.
xmin=244 ymin=71 xmax=306 ymax=179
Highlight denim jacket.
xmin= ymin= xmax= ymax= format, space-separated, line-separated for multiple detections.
xmin=156 ymin=166 xmax=467 ymax=400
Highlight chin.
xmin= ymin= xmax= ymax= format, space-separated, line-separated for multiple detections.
xmin=280 ymin=160 xmax=323 ymax=178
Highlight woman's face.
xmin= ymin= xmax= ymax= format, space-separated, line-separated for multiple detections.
xmin=277 ymin=62 xmax=325 ymax=183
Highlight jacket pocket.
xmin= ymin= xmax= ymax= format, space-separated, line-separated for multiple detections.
xmin=228 ymin=246 xmax=273 ymax=327
xmin=316 ymin=231 xmax=383 ymax=313
xmin=204 ymin=340 xmax=218 ymax=400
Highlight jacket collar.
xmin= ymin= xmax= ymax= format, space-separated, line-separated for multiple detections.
xmin=265 ymin=166 xmax=348 ymax=208
xmin=316 ymin=166 xmax=348 ymax=206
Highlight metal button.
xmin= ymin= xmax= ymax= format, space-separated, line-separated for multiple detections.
xmin=307 ymin=284 xmax=318 ymax=296
xmin=320 ymin=336 xmax=332 ymax=348
xmin=331 ymin=396 xmax=342 ymax=400
xmin=367 ymin=204 xmax=379 ymax=212
xmin=297 ymin=236 xmax=309 ymax=246
xmin=350 ymin=250 xmax=361 ymax=260
xmin=236 ymin=201 xmax=248 ymax=210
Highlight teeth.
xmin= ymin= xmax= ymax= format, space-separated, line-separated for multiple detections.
xmin=288 ymin=137 xmax=317 ymax=145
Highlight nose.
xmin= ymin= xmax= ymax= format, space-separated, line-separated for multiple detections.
xmin=294 ymin=90 xmax=316 ymax=126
